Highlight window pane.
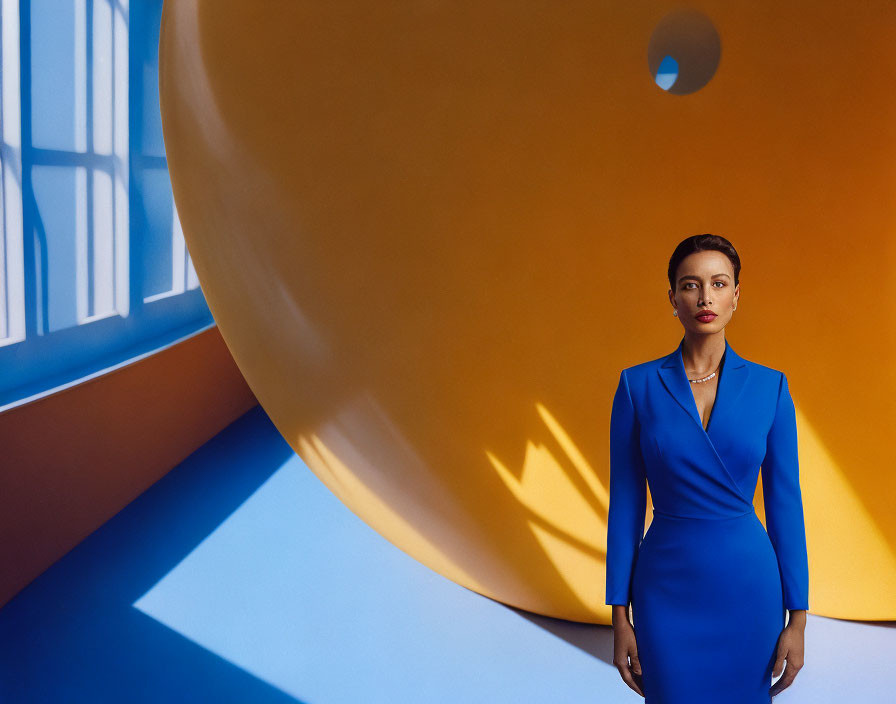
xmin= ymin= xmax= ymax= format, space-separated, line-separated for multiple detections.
xmin=32 ymin=165 xmax=84 ymax=332
xmin=139 ymin=0 xmax=165 ymax=158
xmin=141 ymin=167 xmax=174 ymax=298
xmin=31 ymin=0 xmax=85 ymax=152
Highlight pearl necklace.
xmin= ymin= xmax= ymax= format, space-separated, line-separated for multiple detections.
xmin=688 ymin=364 xmax=720 ymax=384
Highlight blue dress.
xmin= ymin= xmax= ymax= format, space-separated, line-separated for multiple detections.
xmin=605 ymin=337 xmax=809 ymax=703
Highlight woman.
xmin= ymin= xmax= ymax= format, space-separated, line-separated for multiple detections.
xmin=605 ymin=234 xmax=808 ymax=703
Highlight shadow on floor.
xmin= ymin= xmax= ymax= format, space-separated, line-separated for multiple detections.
xmin=0 ymin=405 xmax=304 ymax=704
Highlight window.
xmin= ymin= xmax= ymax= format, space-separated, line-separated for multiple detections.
xmin=0 ymin=0 xmax=24 ymax=348
xmin=0 ymin=0 xmax=213 ymax=411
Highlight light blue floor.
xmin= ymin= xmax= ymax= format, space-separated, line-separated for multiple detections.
xmin=0 ymin=405 xmax=891 ymax=703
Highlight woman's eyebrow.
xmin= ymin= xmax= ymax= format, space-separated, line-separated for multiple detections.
xmin=678 ymin=273 xmax=731 ymax=283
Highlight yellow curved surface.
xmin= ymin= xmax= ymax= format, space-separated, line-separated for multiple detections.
xmin=159 ymin=0 xmax=896 ymax=623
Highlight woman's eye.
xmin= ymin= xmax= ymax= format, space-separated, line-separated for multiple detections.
xmin=683 ymin=281 xmax=724 ymax=289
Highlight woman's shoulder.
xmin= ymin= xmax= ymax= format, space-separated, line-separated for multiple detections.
xmin=747 ymin=360 xmax=784 ymax=372
xmin=741 ymin=357 xmax=787 ymax=384
xmin=617 ymin=353 xmax=669 ymax=389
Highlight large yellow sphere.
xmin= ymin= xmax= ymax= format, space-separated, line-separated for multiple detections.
xmin=160 ymin=0 xmax=896 ymax=622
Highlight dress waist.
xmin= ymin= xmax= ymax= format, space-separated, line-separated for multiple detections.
xmin=651 ymin=506 xmax=756 ymax=522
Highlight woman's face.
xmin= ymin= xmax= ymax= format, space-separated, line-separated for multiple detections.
xmin=669 ymin=250 xmax=739 ymax=334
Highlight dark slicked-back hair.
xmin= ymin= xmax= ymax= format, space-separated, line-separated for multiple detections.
xmin=668 ymin=234 xmax=741 ymax=291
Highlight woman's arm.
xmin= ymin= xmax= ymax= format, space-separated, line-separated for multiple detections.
xmin=605 ymin=371 xmax=646 ymax=696
xmin=762 ymin=372 xmax=809 ymax=695
xmin=605 ymin=369 xmax=648 ymax=606
xmin=760 ymin=372 xmax=809 ymax=611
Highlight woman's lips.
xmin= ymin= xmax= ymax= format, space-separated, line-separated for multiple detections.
xmin=695 ymin=312 xmax=717 ymax=322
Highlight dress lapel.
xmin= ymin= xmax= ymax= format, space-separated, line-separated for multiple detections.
xmin=656 ymin=336 xmax=750 ymax=498
xmin=657 ymin=336 xmax=747 ymax=433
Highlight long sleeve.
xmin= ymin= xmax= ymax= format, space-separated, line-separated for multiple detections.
xmin=605 ymin=369 xmax=648 ymax=607
xmin=760 ymin=372 xmax=810 ymax=611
